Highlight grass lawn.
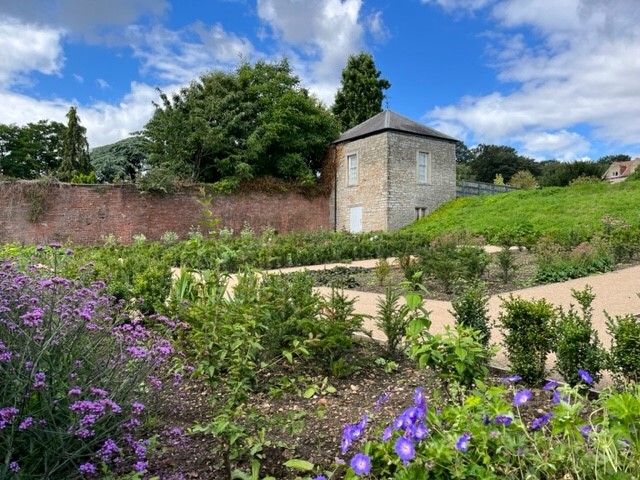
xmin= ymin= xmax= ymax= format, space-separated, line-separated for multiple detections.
xmin=405 ymin=181 xmax=640 ymax=243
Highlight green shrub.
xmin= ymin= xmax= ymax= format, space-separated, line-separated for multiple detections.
xmin=606 ymin=310 xmax=640 ymax=383
xmin=552 ymin=286 xmax=605 ymax=387
xmin=374 ymin=258 xmax=391 ymax=286
xmin=450 ymin=280 xmax=491 ymax=348
xmin=498 ymin=295 xmax=555 ymax=386
xmin=374 ymin=288 xmax=411 ymax=358
xmin=422 ymin=239 xmax=489 ymax=293
xmin=534 ymin=239 xmax=613 ymax=284
xmin=495 ymin=246 xmax=519 ymax=283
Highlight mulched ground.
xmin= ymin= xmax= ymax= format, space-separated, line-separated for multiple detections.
xmin=144 ymin=340 xmax=558 ymax=480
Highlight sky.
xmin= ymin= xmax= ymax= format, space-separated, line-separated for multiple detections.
xmin=0 ymin=0 xmax=639 ymax=161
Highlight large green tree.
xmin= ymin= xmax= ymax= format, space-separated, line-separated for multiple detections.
xmin=332 ymin=52 xmax=391 ymax=130
xmin=538 ymin=159 xmax=606 ymax=187
xmin=469 ymin=144 xmax=540 ymax=183
xmin=143 ymin=59 xmax=339 ymax=183
xmin=58 ymin=107 xmax=91 ymax=181
xmin=0 ymin=121 xmax=65 ymax=178
xmin=90 ymin=137 xmax=148 ymax=182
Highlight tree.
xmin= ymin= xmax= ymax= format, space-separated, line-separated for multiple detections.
xmin=469 ymin=144 xmax=540 ymax=183
xmin=332 ymin=52 xmax=391 ymax=130
xmin=538 ymin=160 xmax=606 ymax=187
xmin=508 ymin=170 xmax=539 ymax=189
xmin=90 ymin=137 xmax=148 ymax=182
xmin=0 ymin=121 xmax=65 ymax=178
xmin=455 ymin=141 xmax=474 ymax=164
xmin=143 ymin=59 xmax=339 ymax=183
xmin=58 ymin=107 xmax=91 ymax=181
xmin=596 ymin=154 xmax=630 ymax=167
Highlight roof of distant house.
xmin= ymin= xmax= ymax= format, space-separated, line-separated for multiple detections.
xmin=333 ymin=109 xmax=458 ymax=144
xmin=605 ymin=157 xmax=640 ymax=178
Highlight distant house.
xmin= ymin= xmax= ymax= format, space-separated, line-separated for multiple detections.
xmin=603 ymin=158 xmax=640 ymax=182
xmin=330 ymin=110 xmax=457 ymax=233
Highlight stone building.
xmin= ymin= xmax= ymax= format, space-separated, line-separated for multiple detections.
xmin=330 ymin=110 xmax=457 ymax=232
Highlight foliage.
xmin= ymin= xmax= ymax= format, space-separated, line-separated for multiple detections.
xmin=0 ymin=120 xmax=65 ymax=178
xmin=70 ymin=170 xmax=97 ymax=184
xmin=469 ymin=144 xmax=540 ymax=183
xmin=568 ymin=174 xmax=602 ymax=186
xmin=421 ymin=239 xmax=489 ymax=293
xmin=90 ymin=137 xmax=148 ymax=183
xmin=406 ymin=181 xmax=640 ymax=245
xmin=57 ymin=107 xmax=92 ymax=182
xmin=294 ymin=266 xmax=367 ymax=289
xmin=374 ymin=288 xmax=411 ymax=358
xmin=552 ymin=286 xmax=605 ymax=387
xmin=332 ymin=52 xmax=391 ymax=130
xmin=497 ymin=295 xmax=555 ymax=386
xmin=450 ymin=280 xmax=491 ymax=348
xmin=507 ymin=170 xmax=538 ymax=189
xmin=492 ymin=173 xmax=504 ymax=185
xmin=534 ymin=239 xmax=613 ymax=284
xmin=455 ymin=141 xmax=474 ymax=164
xmin=334 ymin=379 xmax=640 ymax=479
xmin=606 ymin=310 xmax=640 ymax=383
xmin=495 ymin=246 xmax=519 ymax=283
xmin=136 ymin=166 xmax=177 ymax=193
xmin=142 ymin=59 xmax=339 ymax=183
xmin=410 ymin=325 xmax=494 ymax=391
xmin=82 ymin=240 xmax=173 ymax=314
xmin=538 ymin=159 xmax=607 ymax=187
xmin=374 ymin=258 xmax=391 ymax=286
xmin=0 ymin=246 xmax=182 ymax=478
xmin=601 ymin=215 xmax=640 ymax=264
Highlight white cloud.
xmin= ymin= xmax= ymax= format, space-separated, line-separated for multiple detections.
xmin=127 ymin=22 xmax=254 ymax=83
xmin=96 ymin=78 xmax=110 ymax=89
xmin=516 ymin=130 xmax=591 ymax=160
xmin=0 ymin=17 xmax=65 ymax=87
xmin=256 ymin=0 xmax=365 ymax=104
xmin=420 ymin=0 xmax=496 ymax=13
xmin=0 ymin=0 xmax=169 ymax=41
xmin=367 ymin=10 xmax=390 ymax=43
xmin=425 ymin=0 xmax=640 ymax=159
xmin=73 ymin=74 xmax=84 ymax=83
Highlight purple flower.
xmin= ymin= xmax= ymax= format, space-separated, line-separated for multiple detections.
xmin=578 ymin=369 xmax=593 ymax=385
xmin=90 ymin=387 xmax=108 ymax=397
xmin=513 ymin=389 xmax=532 ymax=406
xmin=456 ymin=432 xmax=472 ymax=452
xmin=552 ymin=389 xmax=569 ymax=404
xmin=531 ymin=412 xmax=553 ymax=430
xmin=579 ymin=425 xmax=593 ymax=439
xmin=494 ymin=415 xmax=513 ymax=426
xmin=134 ymin=461 xmax=148 ymax=472
xmin=543 ymin=380 xmax=558 ymax=391
xmin=314 ymin=477 xmax=327 ymax=480
xmin=132 ymin=402 xmax=145 ymax=415
xmin=68 ymin=386 xmax=82 ymax=396
xmin=500 ymin=375 xmax=522 ymax=383
xmin=414 ymin=387 xmax=426 ymax=410
xmin=395 ymin=436 xmax=415 ymax=465
xmin=9 ymin=461 xmax=19 ymax=473
xmin=19 ymin=416 xmax=34 ymax=430
xmin=412 ymin=423 xmax=429 ymax=441
xmin=350 ymin=453 xmax=371 ymax=476
xmin=382 ymin=424 xmax=393 ymax=441
xmin=33 ymin=371 xmax=46 ymax=389
xmin=79 ymin=462 xmax=96 ymax=475
xmin=375 ymin=392 xmax=391 ymax=411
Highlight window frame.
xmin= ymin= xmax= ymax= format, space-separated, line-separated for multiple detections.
xmin=347 ymin=153 xmax=358 ymax=186
xmin=417 ymin=151 xmax=430 ymax=184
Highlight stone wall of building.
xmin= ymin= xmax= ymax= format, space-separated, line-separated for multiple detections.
xmin=0 ymin=183 xmax=330 ymax=245
xmin=334 ymin=133 xmax=389 ymax=232
xmin=387 ymin=132 xmax=456 ymax=230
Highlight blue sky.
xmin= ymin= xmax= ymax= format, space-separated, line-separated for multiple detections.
xmin=0 ymin=0 xmax=638 ymax=161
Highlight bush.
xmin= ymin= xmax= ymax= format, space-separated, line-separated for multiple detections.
xmin=498 ymin=295 xmax=555 ymax=386
xmin=534 ymin=239 xmax=613 ymax=284
xmin=552 ymin=286 xmax=605 ymax=387
xmin=606 ymin=310 xmax=640 ymax=383
xmin=0 ymin=247 xmax=181 ymax=478
xmin=374 ymin=288 xmax=412 ymax=358
xmin=421 ymin=239 xmax=489 ymax=293
xmin=450 ymin=280 xmax=491 ymax=348
xmin=508 ymin=170 xmax=538 ymax=189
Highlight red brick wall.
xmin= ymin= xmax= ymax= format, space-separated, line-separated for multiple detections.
xmin=0 ymin=183 xmax=331 ymax=245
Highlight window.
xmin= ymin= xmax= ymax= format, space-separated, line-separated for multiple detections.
xmin=415 ymin=207 xmax=427 ymax=220
xmin=417 ymin=151 xmax=430 ymax=184
xmin=347 ymin=154 xmax=358 ymax=186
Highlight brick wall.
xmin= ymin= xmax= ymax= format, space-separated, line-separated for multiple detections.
xmin=0 ymin=183 xmax=330 ymax=245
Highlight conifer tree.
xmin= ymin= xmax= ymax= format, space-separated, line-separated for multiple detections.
xmin=58 ymin=106 xmax=91 ymax=181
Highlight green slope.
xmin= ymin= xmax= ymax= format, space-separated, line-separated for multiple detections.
xmin=405 ymin=181 xmax=640 ymax=243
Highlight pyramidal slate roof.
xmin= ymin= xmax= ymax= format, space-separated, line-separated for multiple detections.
xmin=333 ymin=110 xmax=458 ymax=144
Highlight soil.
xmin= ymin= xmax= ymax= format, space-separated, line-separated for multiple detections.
xmin=144 ymin=340 xmax=559 ymax=480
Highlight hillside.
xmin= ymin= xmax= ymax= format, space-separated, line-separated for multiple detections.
xmin=405 ymin=181 xmax=640 ymax=243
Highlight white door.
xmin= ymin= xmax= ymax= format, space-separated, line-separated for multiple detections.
xmin=349 ymin=206 xmax=363 ymax=233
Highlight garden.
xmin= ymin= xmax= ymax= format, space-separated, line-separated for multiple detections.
xmin=2 ymin=209 xmax=640 ymax=479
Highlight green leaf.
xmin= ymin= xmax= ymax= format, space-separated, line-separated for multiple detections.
xmin=325 ymin=385 xmax=337 ymax=394
xmin=303 ymin=387 xmax=316 ymax=399
xmin=283 ymin=350 xmax=293 ymax=363
xmin=283 ymin=459 xmax=315 ymax=471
